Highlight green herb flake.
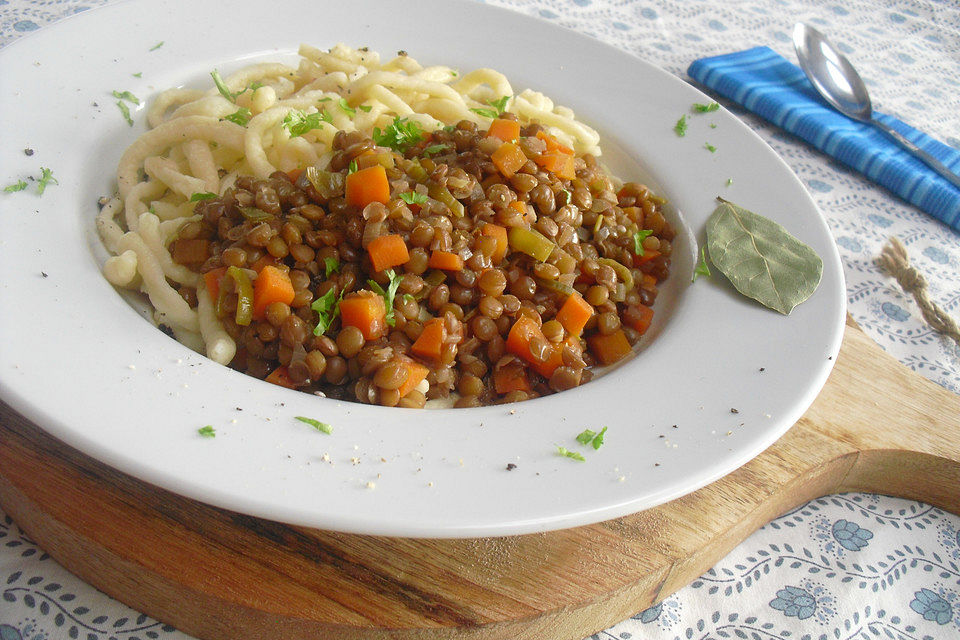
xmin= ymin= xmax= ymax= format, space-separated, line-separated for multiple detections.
xmin=692 ymin=245 xmax=712 ymax=282
xmin=470 ymin=95 xmax=511 ymax=119
xmin=3 ymin=180 xmax=28 ymax=193
xmin=323 ymin=256 xmax=340 ymax=278
xmin=591 ymin=426 xmax=608 ymax=450
xmin=132 ymin=72 xmax=143 ymax=78
xmin=198 ymin=425 xmax=216 ymax=437
xmin=400 ymin=191 xmax=428 ymax=205
xmin=632 ymin=229 xmax=653 ymax=256
xmin=282 ymin=109 xmax=331 ymax=137
xmin=558 ymin=188 xmax=572 ymax=206
xmin=311 ymin=287 xmax=342 ymax=336
xmin=367 ymin=269 xmax=402 ymax=326
xmin=189 ymin=192 xmax=218 ymax=202
xmin=36 ymin=167 xmax=58 ymax=195
xmin=575 ymin=429 xmax=596 ymax=445
xmin=706 ymin=198 xmax=823 ymax=314
xmin=710 ymin=123 xmax=718 ymax=129
xmin=224 ymin=107 xmax=252 ymax=126
xmin=210 ymin=69 xmax=237 ymax=102
xmin=295 ymin=415 xmax=333 ymax=434
xmin=358 ymin=104 xmax=373 ymax=113
xmin=348 ymin=159 xmax=358 ymax=174
xmin=705 ymin=143 xmax=717 ymax=153
xmin=693 ymin=101 xmax=720 ymax=113
xmin=338 ymin=97 xmax=356 ymax=117
xmin=112 ymin=90 xmax=140 ymax=105
xmin=422 ymin=143 xmax=449 ymax=156
xmin=149 ymin=41 xmax=164 ymax=51
xmin=726 ymin=178 xmax=734 ymax=187
xmin=674 ymin=114 xmax=688 ymax=137
xmin=556 ymin=446 xmax=586 ymax=462
xmin=116 ymin=100 xmax=134 ymax=126
xmin=373 ymin=116 xmax=425 ymax=153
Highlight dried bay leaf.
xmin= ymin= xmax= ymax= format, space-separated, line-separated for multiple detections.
xmin=706 ymin=199 xmax=822 ymax=314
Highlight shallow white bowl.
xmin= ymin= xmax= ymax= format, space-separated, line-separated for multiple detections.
xmin=0 ymin=0 xmax=845 ymax=537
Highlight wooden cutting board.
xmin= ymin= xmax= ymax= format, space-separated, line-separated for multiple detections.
xmin=1 ymin=316 xmax=958 ymax=640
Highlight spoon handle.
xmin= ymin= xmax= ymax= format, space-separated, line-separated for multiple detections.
xmin=872 ymin=119 xmax=960 ymax=191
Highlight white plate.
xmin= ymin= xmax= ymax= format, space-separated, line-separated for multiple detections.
xmin=0 ymin=0 xmax=845 ymax=537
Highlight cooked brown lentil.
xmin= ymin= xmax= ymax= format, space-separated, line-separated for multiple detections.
xmin=173 ymin=114 xmax=674 ymax=406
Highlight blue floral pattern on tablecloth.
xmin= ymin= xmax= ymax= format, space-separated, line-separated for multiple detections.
xmin=2 ymin=1 xmax=959 ymax=639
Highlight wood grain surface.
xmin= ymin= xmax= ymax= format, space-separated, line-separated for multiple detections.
xmin=1 ymin=318 xmax=958 ymax=640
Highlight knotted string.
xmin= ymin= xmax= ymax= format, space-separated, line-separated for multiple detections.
xmin=878 ymin=237 xmax=960 ymax=347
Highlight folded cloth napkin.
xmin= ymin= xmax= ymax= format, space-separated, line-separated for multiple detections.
xmin=687 ymin=46 xmax=960 ymax=232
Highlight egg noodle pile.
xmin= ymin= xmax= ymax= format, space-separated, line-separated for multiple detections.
xmin=96 ymin=43 xmax=602 ymax=364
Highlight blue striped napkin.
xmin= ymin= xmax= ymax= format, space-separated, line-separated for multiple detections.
xmin=687 ymin=46 xmax=960 ymax=232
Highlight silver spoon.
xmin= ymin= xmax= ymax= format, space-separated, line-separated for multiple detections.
xmin=792 ymin=22 xmax=960 ymax=190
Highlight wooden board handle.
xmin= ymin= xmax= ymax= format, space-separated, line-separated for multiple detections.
xmin=0 ymin=318 xmax=958 ymax=640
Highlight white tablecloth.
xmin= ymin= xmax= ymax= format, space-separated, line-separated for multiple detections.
xmin=2 ymin=1 xmax=959 ymax=638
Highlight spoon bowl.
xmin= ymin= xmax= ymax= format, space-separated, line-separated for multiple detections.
xmin=792 ymin=22 xmax=960 ymax=190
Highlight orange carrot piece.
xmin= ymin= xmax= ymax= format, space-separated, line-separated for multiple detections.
xmin=490 ymin=142 xmax=527 ymax=178
xmin=428 ymin=250 xmax=464 ymax=271
xmin=506 ymin=315 xmax=562 ymax=377
xmin=535 ymin=130 xmax=574 ymax=155
xmin=534 ymin=151 xmax=576 ymax=180
xmin=265 ymin=366 xmax=296 ymax=389
xmin=493 ymin=362 xmax=532 ymax=394
xmin=487 ymin=118 xmax=521 ymax=142
xmin=345 ymin=164 xmax=390 ymax=208
xmin=411 ymin=317 xmax=446 ymax=362
xmin=339 ymin=291 xmax=387 ymax=340
xmin=286 ymin=168 xmax=304 ymax=183
xmin=623 ymin=304 xmax=655 ymax=336
xmin=633 ymin=249 xmax=661 ymax=266
xmin=481 ymin=223 xmax=509 ymax=263
xmin=252 ymin=265 xmax=296 ymax=320
xmin=556 ymin=292 xmax=594 ymax=337
xmin=396 ymin=356 xmax=430 ymax=398
xmin=203 ymin=267 xmax=227 ymax=302
xmin=367 ymin=234 xmax=410 ymax=272
xmin=588 ymin=329 xmax=632 ymax=366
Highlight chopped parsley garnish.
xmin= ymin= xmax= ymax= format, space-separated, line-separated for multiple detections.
xmin=347 ymin=159 xmax=358 ymax=174
xmin=555 ymin=446 xmax=585 ymax=462
xmin=674 ymin=114 xmax=688 ymax=137
xmin=281 ymin=109 xmax=331 ymax=137
xmin=224 ymin=107 xmax=252 ymax=126
xmin=198 ymin=425 xmax=216 ymax=437
xmin=693 ymin=101 xmax=720 ymax=113
xmin=373 ymin=116 xmax=425 ymax=153
xmin=692 ymin=246 xmax=712 ymax=282
xmin=558 ymin=188 xmax=572 ymax=206
xmin=575 ymin=427 xmax=608 ymax=450
xmin=422 ymin=143 xmax=449 ymax=156
xmin=367 ymin=269 xmax=402 ymax=327
xmin=338 ymin=97 xmax=356 ymax=117
xmin=189 ymin=192 xmax=218 ymax=202
xmin=295 ymin=415 xmax=333 ymax=434
xmin=211 ymin=69 xmax=240 ymax=102
xmin=149 ymin=41 xmax=164 ymax=51
xmin=3 ymin=180 xmax=28 ymax=193
xmin=469 ymin=95 xmax=511 ymax=119
xmin=133 ymin=72 xmax=143 ymax=78
xmin=726 ymin=178 xmax=734 ymax=187
xmin=36 ymin=167 xmax=58 ymax=195
xmin=632 ymin=229 xmax=653 ymax=256
xmin=323 ymin=256 xmax=340 ymax=277
xmin=400 ymin=191 xmax=428 ymax=205
xmin=358 ymin=104 xmax=372 ymax=113
xmin=710 ymin=123 xmax=718 ymax=129
xmin=705 ymin=143 xmax=717 ymax=153
xmin=116 ymin=100 xmax=134 ymax=126
xmin=311 ymin=287 xmax=342 ymax=336
xmin=112 ymin=90 xmax=140 ymax=104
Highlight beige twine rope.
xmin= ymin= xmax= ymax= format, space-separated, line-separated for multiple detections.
xmin=878 ymin=237 xmax=960 ymax=347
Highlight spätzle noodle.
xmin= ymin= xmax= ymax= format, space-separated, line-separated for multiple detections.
xmin=99 ymin=43 xmax=602 ymax=349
